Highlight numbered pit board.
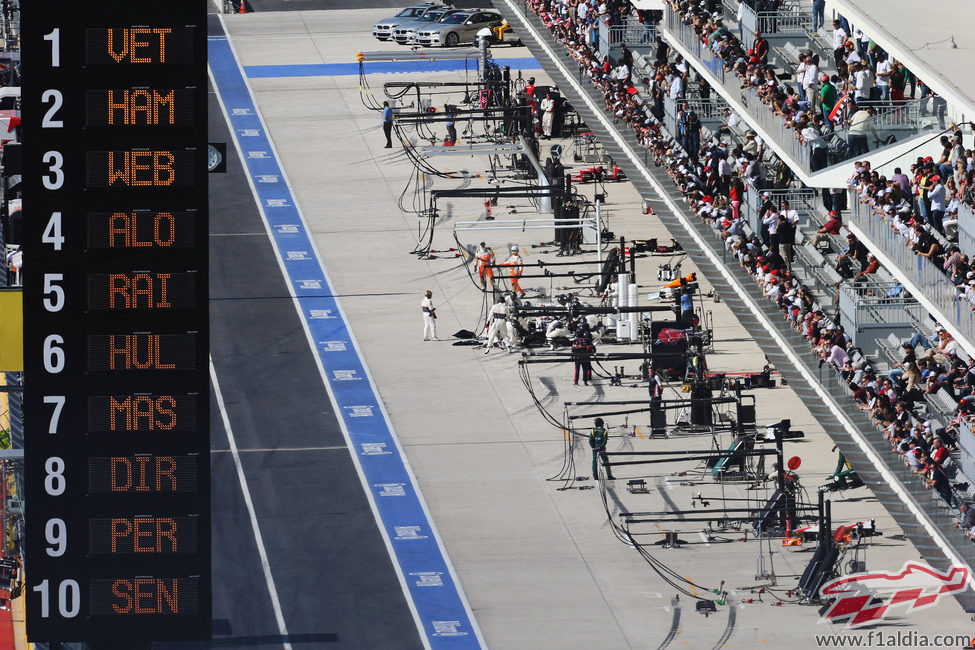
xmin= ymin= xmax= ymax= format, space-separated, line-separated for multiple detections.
xmin=22 ymin=1 xmax=210 ymax=643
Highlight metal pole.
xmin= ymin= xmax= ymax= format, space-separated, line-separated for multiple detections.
xmin=776 ymin=434 xmax=786 ymax=530
xmin=517 ymin=135 xmax=552 ymax=214
xmin=596 ymin=198 xmax=602 ymax=288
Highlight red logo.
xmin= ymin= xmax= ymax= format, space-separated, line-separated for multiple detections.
xmin=819 ymin=561 xmax=969 ymax=628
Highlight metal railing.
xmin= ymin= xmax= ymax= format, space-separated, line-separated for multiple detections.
xmin=605 ymin=23 xmax=658 ymax=46
xmin=957 ymin=202 xmax=975 ymax=259
xmin=837 ymin=281 xmax=923 ymax=349
xmin=849 ymin=193 xmax=975 ymax=347
xmin=742 ymin=184 xmax=816 ymax=233
xmin=664 ymin=5 xmax=934 ymax=174
xmin=755 ymin=11 xmax=812 ymax=35
xmin=663 ymin=95 xmax=730 ymax=135
xmin=958 ymin=418 xmax=975 ymax=488
xmin=734 ymin=0 xmax=810 ymax=36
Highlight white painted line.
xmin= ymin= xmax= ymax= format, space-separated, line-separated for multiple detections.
xmin=500 ymin=0 xmax=975 ymax=588
xmin=210 ymin=359 xmax=293 ymax=650
xmin=211 ymin=446 xmax=350 ymax=453
xmin=698 ymin=532 xmax=712 ymax=547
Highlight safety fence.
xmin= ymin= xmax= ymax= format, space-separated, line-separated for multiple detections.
xmin=837 ymin=281 xmax=922 ymax=355
xmin=742 ymin=184 xmax=816 ymax=234
xmin=958 ymin=201 xmax=975 ymax=260
xmin=959 ymin=418 xmax=975 ymax=489
xmin=605 ymin=23 xmax=658 ymax=47
xmin=849 ymin=193 xmax=975 ymax=347
xmin=737 ymin=2 xmax=812 ymax=36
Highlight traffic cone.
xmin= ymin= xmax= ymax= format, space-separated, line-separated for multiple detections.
xmin=238 ymin=1 xmax=246 ymax=13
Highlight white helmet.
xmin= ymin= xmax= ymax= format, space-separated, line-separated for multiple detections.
xmin=510 ymin=245 xmax=519 ymax=253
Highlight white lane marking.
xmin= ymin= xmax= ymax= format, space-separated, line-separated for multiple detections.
xmin=210 ymin=359 xmax=293 ymax=650
xmin=499 ymin=0 xmax=975 ymax=590
xmin=211 ymin=446 xmax=350 ymax=453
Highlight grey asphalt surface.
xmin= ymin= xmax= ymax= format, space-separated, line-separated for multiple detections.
xmin=156 ymin=77 xmax=423 ymax=649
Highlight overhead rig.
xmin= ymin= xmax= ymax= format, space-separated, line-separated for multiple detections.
xmin=360 ymin=28 xmax=880 ymax=619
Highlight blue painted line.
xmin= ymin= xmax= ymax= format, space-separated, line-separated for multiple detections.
xmin=208 ymin=31 xmax=484 ymax=649
xmin=245 ymin=57 xmax=541 ymax=77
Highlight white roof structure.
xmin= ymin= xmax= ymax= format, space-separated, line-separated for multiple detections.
xmin=828 ymin=0 xmax=975 ymax=118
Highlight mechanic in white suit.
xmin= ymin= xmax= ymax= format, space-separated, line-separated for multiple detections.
xmin=484 ymin=296 xmax=509 ymax=354
xmin=421 ymin=290 xmax=438 ymax=341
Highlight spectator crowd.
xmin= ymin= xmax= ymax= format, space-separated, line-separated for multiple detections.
xmin=522 ymin=0 xmax=975 ymax=538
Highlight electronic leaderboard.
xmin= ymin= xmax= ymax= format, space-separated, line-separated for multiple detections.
xmin=22 ymin=1 xmax=210 ymax=644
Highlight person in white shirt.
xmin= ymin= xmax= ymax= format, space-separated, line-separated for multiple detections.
xmin=802 ymin=56 xmax=819 ymax=102
xmin=779 ymin=200 xmax=799 ymax=226
xmin=853 ymin=61 xmax=874 ymax=102
xmin=832 ymin=20 xmax=848 ymax=68
xmin=540 ymin=91 xmax=555 ymax=138
xmin=874 ymin=52 xmax=892 ymax=101
xmin=669 ymin=72 xmax=683 ymax=100
xmin=736 ymin=0 xmax=744 ymax=41
xmin=795 ymin=55 xmax=809 ymax=102
xmin=421 ymin=290 xmax=439 ymax=341
xmin=615 ymin=62 xmax=629 ymax=83
xmin=801 ymin=123 xmax=827 ymax=171
xmin=857 ymin=28 xmax=871 ymax=58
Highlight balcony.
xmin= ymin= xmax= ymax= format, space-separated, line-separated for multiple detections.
xmin=597 ymin=21 xmax=658 ymax=61
xmin=837 ymin=282 xmax=924 ymax=358
xmin=661 ymin=5 xmax=938 ymax=187
xmin=848 ymin=194 xmax=975 ymax=359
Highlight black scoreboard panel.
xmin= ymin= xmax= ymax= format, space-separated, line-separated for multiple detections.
xmin=86 ymin=88 xmax=197 ymax=128
xmin=87 ymin=272 xmax=198 ymax=311
xmin=84 ymin=27 xmax=197 ymax=66
xmin=87 ymin=210 xmax=198 ymax=250
xmin=86 ymin=149 xmax=198 ymax=189
xmin=23 ymin=1 xmax=209 ymax=643
xmin=88 ymin=455 xmax=200 ymax=494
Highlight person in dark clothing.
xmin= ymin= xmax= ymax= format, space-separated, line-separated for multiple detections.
xmin=382 ymin=100 xmax=393 ymax=148
xmin=912 ymin=225 xmax=941 ymax=263
xmin=752 ymin=30 xmax=769 ymax=64
xmin=684 ymin=111 xmax=701 ymax=155
xmin=619 ymin=43 xmax=633 ymax=71
xmin=589 ymin=417 xmax=614 ymax=480
xmin=445 ymin=110 xmax=457 ymax=143
xmin=838 ymin=233 xmax=869 ymax=271
xmin=572 ymin=324 xmax=595 ymax=385
xmin=926 ymin=463 xmax=954 ymax=506
xmin=777 ymin=215 xmax=795 ymax=271
xmin=655 ymin=36 xmax=669 ymax=64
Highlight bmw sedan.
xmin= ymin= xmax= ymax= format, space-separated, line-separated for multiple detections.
xmin=373 ymin=3 xmax=440 ymax=41
xmin=391 ymin=7 xmax=463 ymax=45
xmin=414 ymin=11 xmax=503 ymax=48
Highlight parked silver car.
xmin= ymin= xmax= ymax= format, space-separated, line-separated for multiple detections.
xmin=391 ymin=7 xmax=463 ymax=45
xmin=414 ymin=10 xmax=504 ymax=47
xmin=373 ymin=3 xmax=440 ymax=41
